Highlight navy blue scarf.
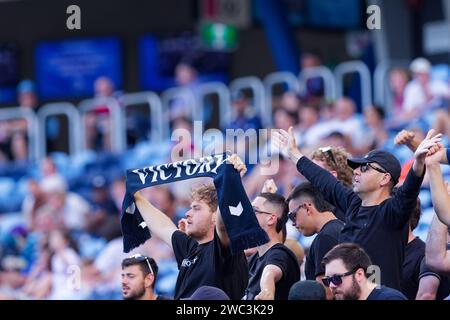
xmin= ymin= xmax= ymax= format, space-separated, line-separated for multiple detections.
xmin=121 ymin=152 xmax=269 ymax=253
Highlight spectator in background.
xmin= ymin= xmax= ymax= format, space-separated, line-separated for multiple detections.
xmin=38 ymin=175 xmax=91 ymax=232
xmin=121 ymin=255 xmax=170 ymax=300
xmin=300 ymin=51 xmax=324 ymax=102
xmin=286 ymin=182 xmax=343 ymax=300
xmin=322 ymin=243 xmax=407 ymax=300
xmin=47 ymin=229 xmax=81 ymax=299
xmin=227 ymin=91 xmax=262 ymax=132
xmin=388 ymin=68 xmax=410 ymax=118
xmin=85 ymin=76 xmax=121 ymax=152
xmin=85 ymin=176 xmax=121 ymax=241
xmin=21 ymin=179 xmax=46 ymax=232
xmin=17 ymin=79 xmax=39 ymax=111
xmin=391 ymin=58 xmax=450 ymax=130
xmin=310 ymin=146 xmax=354 ymax=189
xmin=361 ymin=105 xmax=389 ymax=153
xmin=401 ymin=197 xmax=425 ymax=300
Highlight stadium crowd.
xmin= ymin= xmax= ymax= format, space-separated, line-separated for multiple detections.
xmin=1 ymin=56 xmax=450 ymax=300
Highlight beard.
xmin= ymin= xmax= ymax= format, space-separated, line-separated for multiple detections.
xmin=123 ymin=286 xmax=146 ymax=300
xmin=333 ymin=275 xmax=361 ymax=300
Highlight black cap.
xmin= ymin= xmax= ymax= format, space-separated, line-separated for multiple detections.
xmin=347 ymin=150 xmax=401 ymax=185
xmin=182 ymin=286 xmax=230 ymax=300
xmin=288 ymin=280 xmax=326 ymax=300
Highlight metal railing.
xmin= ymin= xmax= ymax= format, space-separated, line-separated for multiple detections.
xmin=197 ymin=82 xmax=231 ymax=130
xmin=78 ymin=97 xmax=125 ymax=153
xmin=37 ymin=102 xmax=81 ymax=160
xmin=299 ymin=66 xmax=336 ymax=101
xmin=263 ymin=71 xmax=300 ymax=127
xmin=161 ymin=87 xmax=198 ymax=122
xmin=229 ymin=76 xmax=268 ymax=127
xmin=120 ymin=91 xmax=167 ymax=145
xmin=334 ymin=60 xmax=372 ymax=109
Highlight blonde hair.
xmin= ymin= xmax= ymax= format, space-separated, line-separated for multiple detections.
xmin=311 ymin=147 xmax=353 ymax=187
xmin=191 ymin=184 xmax=218 ymax=212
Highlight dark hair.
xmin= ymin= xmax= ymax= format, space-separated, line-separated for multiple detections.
xmin=258 ymin=192 xmax=289 ymax=233
xmin=321 ymin=243 xmax=372 ymax=275
xmin=371 ymin=105 xmax=386 ymax=120
xmin=287 ymin=182 xmax=334 ymax=213
xmin=409 ymin=197 xmax=421 ymax=231
xmin=122 ymin=256 xmax=159 ymax=288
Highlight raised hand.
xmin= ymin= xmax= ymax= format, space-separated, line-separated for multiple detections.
xmin=414 ymin=129 xmax=443 ymax=164
xmin=394 ymin=130 xmax=415 ymax=146
xmin=228 ymin=153 xmax=247 ymax=178
xmin=262 ymin=179 xmax=278 ymax=194
xmin=272 ymin=126 xmax=303 ymax=163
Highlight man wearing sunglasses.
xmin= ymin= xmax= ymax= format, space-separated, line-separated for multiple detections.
xmin=273 ymin=127 xmax=442 ymax=291
xmin=286 ymin=182 xmax=343 ymax=299
xmin=321 ymin=243 xmax=406 ymax=300
xmin=244 ymin=192 xmax=300 ymax=300
xmin=121 ymin=255 xmax=170 ymax=300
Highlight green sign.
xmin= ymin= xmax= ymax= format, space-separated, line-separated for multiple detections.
xmin=201 ymin=23 xmax=238 ymax=50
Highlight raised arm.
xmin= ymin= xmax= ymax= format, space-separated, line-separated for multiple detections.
xmin=134 ymin=191 xmax=177 ymax=248
xmin=425 ymin=214 xmax=450 ymax=273
xmin=254 ymin=264 xmax=283 ymax=300
xmin=215 ymin=154 xmax=248 ymax=248
xmin=396 ymin=129 xmax=448 ymax=164
xmin=426 ymin=145 xmax=450 ymax=227
xmin=273 ymin=127 xmax=356 ymax=215
xmin=412 ymin=129 xmax=442 ymax=177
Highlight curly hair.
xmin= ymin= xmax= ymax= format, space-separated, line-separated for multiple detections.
xmin=191 ymin=184 xmax=218 ymax=213
xmin=310 ymin=147 xmax=353 ymax=188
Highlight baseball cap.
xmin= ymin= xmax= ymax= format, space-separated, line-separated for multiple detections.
xmin=183 ymin=286 xmax=230 ymax=300
xmin=410 ymin=57 xmax=431 ymax=74
xmin=347 ymin=149 xmax=401 ymax=185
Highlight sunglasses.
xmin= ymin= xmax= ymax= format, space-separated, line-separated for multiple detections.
xmin=287 ymin=203 xmax=307 ymax=222
xmin=253 ymin=207 xmax=274 ymax=216
xmin=130 ymin=254 xmax=154 ymax=275
xmin=322 ymin=269 xmax=358 ymax=287
xmin=359 ymin=163 xmax=387 ymax=174
xmin=319 ymin=146 xmax=338 ymax=168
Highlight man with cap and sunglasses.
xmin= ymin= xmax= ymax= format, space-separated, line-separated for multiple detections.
xmin=321 ymin=243 xmax=406 ymax=300
xmin=273 ymin=127 xmax=442 ymax=291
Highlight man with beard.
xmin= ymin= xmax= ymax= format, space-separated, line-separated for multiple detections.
xmin=321 ymin=243 xmax=406 ymax=300
xmin=121 ymin=254 xmax=171 ymax=300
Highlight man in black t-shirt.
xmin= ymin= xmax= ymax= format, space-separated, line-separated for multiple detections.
xmin=321 ymin=243 xmax=406 ymax=300
xmin=401 ymin=197 xmax=425 ymax=300
xmin=273 ymin=127 xmax=442 ymax=290
xmin=244 ymin=192 xmax=300 ymax=300
xmin=286 ymin=181 xmax=343 ymax=300
xmin=121 ymin=254 xmax=171 ymax=300
xmin=133 ymin=156 xmax=248 ymax=300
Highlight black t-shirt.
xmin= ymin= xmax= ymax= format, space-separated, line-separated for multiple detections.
xmin=297 ymin=157 xmax=422 ymax=290
xmin=401 ymin=237 xmax=425 ymax=300
xmin=367 ymin=285 xmax=407 ymax=300
xmin=171 ymin=230 xmax=248 ymax=300
xmin=305 ymin=219 xmax=344 ymax=280
xmin=418 ymin=246 xmax=450 ymax=300
xmin=245 ymin=243 xmax=300 ymax=300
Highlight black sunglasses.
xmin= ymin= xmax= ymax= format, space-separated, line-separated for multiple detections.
xmin=130 ymin=254 xmax=154 ymax=275
xmin=253 ymin=207 xmax=274 ymax=216
xmin=359 ymin=163 xmax=387 ymax=174
xmin=322 ymin=269 xmax=358 ymax=287
xmin=288 ymin=203 xmax=306 ymax=222
xmin=319 ymin=146 xmax=338 ymax=168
